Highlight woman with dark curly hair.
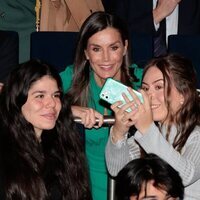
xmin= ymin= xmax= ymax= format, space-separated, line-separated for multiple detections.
xmin=0 ymin=59 xmax=92 ymax=200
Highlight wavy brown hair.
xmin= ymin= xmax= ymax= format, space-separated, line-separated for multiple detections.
xmin=143 ymin=54 xmax=200 ymax=152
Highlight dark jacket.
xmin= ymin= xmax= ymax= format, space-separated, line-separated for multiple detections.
xmin=0 ymin=31 xmax=19 ymax=83
xmin=103 ymin=0 xmax=200 ymax=35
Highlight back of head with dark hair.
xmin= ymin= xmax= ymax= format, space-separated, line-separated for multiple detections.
xmin=116 ymin=154 xmax=184 ymax=200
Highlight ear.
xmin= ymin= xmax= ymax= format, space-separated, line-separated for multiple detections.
xmin=123 ymin=40 xmax=128 ymax=56
xmin=84 ymin=50 xmax=89 ymax=60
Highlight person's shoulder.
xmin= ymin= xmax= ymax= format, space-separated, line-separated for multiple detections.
xmin=193 ymin=125 xmax=200 ymax=133
xmin=59 ymin=65 xmax=74 ymax=92
xmin=59 ymin=65 xmax=74 ymax=77
xmin=186 ymin=125 xmax=200 ymax=143
xmin=61 ymin=64 xmax=74 ymax=72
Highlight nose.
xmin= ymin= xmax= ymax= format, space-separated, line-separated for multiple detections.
xmin=146 ymin=88 xmax=154 ymax=99
xmin=102 ymin=49 xmax=110 ymax=61
xmin=46 ymin=96 xmax=56 ymax=108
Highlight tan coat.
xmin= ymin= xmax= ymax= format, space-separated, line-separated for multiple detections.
xmin=39 ymin=0 xmax=104 ymax=31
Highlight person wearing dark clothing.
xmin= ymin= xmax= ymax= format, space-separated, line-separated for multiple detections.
xmin=0 ymin=31 xmax=18 ymax=83
xmin=102 ymin=0 xmax=200 ymax=56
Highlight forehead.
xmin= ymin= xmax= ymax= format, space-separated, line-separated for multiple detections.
xmin=29 ymin=75 xmax=58 ymax=91
xmin=139 ymin=180 xmax=168 ymax=199
xmin=87 ymin=27 xmax=122 ymax=45
xmin=143 ymin=66 xmax=164 ymax=83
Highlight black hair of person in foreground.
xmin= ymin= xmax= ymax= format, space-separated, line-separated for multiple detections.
xmin=0 ymin=59 xmax=92 ymax=200
xmin=116 ymin=154 xmax=184 ymax=200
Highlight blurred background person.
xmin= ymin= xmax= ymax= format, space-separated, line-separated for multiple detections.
xmin=102 ymin=0 xmax=200 ymax=57
xmin=0 ymin=30 xmax=19 ymax=91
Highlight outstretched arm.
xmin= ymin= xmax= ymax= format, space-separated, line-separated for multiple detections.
xmin=153 ymin=0 xmax=181 ymax=24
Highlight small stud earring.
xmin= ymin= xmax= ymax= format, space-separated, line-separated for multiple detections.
xmin=180 ymin=100 xmax=184 ymax=105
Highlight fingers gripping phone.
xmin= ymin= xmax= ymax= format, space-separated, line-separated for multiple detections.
xmin=99 ymin=78 xmax=143 ymax=112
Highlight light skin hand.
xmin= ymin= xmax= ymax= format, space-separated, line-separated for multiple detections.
xmin=110 ymin=99 xmax=137 ymax=143
xmin=124 ymin=88 xmax=153 ymax=134
xmin=153 ymin=0 xmax=181 ymax=24
xmin=71 ymin=105 xmax=104 ymax=129
xmin=111 ymin=87 xmax=154 ymax=141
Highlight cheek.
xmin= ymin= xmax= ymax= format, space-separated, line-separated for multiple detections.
xmin=87 ymin=52 xmax=100 ymax=62
xmin=157 ymin=92 xmax=165 ymax=103
xmin=112 ymin=51 xmax=124 ymax=62
xmin=170 ymin=100 xmax=181 ymax=114
xmin=21 ymin=105 xmax=34 ymax=123
xmin=56 ymin=101 xmax=62 ymax=115
xmin=152 ymin=92 xmax=168 ymax=121
xmin=21 ymin=102 xmax=42 ymax=121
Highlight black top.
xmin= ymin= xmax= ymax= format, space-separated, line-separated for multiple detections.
xmin=0 ymin=129 xmax=62 ymax=200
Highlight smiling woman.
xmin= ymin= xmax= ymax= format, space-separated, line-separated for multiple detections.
xmin=0 ymin=60 xmax=92 ymax=200
xmin=106 ymin=54 xmax=200 ymax=200
xmin=21 ymin=75 xmax=62 ymax=140
xmin=59 ymin=11 xmax=136 ymax=200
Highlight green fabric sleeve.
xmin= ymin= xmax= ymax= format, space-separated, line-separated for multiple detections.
xmin=59 ymin=65 xmax=74 ymax=93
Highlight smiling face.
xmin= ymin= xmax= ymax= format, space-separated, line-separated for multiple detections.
xmin=142 ymin=66 xmax=184 ymax=123
xmin=21 ymin=75 xmax=61 ymax=139
xmin=84 ymin=27 xmax=128 ymax=86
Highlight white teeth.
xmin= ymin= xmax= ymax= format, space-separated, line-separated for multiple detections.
xmin=101 ymin=66 xmax=111 ymax=68
xmin=151 ymin=105 xmax=159 ymax=109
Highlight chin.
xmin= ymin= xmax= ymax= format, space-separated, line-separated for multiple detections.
xmin=152 ymin=115 xmax=165 ymax=122
xmin=42 ymin=123 xmax=56 ymax=130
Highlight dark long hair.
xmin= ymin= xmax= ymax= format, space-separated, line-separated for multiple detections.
xmin=116 ymin=154 xmax=184 ymax=200
xmin=143 ymin=54 xmax=200 ymax=152
xmin=67 ymin=11 xmax=133 ymax=106
xmin=0 ymin=60 xmax=91 ymax=199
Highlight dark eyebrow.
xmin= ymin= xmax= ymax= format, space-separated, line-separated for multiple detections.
xmin=31 ymin=90 xmax=61 ymax=95
xmin=88 ymin=41 xmax=122 ymax=47
xmin=31 ymin=91 xmax=46 ymax=95
xmin=142 ymin=78 xmax=163 ymax=85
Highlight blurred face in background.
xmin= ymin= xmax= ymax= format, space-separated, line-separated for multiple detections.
xmin=84 ymin=27 xmax=128 ymax=87
xmin=21 ymin=75 xmax=61 ymax=139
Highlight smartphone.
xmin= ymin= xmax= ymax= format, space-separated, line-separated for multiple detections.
xmin=99 ymin=78 xmax=143 ymax=112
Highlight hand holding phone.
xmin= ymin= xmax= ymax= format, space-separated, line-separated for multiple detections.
xmin=99 ymin=78 xmax=143 ymax=112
